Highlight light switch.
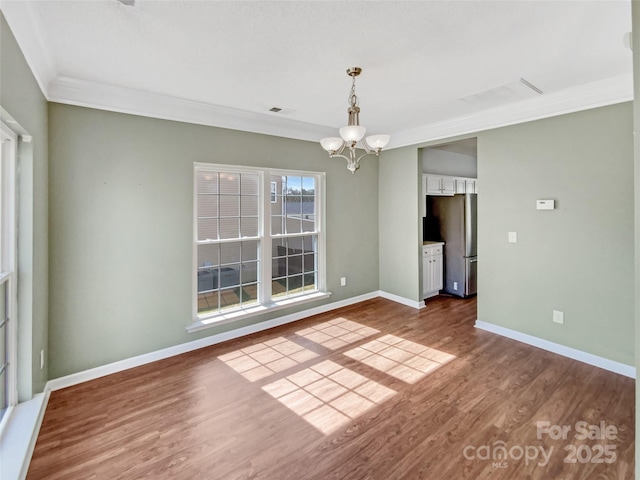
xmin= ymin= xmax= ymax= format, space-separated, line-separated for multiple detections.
xmin=508 ymin=232 xmax=517 ymax=243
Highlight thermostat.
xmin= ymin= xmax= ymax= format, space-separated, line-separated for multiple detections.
xmin=536 ymin=200 xmax=555 ymax=210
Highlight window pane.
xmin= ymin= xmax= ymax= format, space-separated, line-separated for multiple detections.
xmin=303 ymin=235 xmax=317 ymax=253
xmin=220 ymin=243 xmax=241 ymax=265
xmin=198 ymin=243 xmax=220 ymax=267
xmin=197 ymin=171 xmax=218 ymax=194
xmin=302 ymin=177 xmax=315 ymax=195
xmin=219 ymin=173 xmax=239 ymax=194
xmin=242 ymin=261 xmax=259 ymax=283
xmin=241 ymin=284 xmax=258 ymax=305
xmin=271 ymin=215 xmax=284 ymax=235
xmin=285 ymin=216 xmax=302 ymax=234
xmin=303 ymin=272 xmax=316 ymax=292
xmin=241 ymin=195 xmax=258 ymax=217
xmin=219 ymin=195 xmax=239 ymax=217
xmin=197 ymin=268 xmax=217 ymax=293
xmin=242 ymin=241 xmax=258 ymax=262
xmin=286 ymin=196 xmax=302 ymax=216
xmin=286 ymin=176 xmax=302 ymax=195
xmin=287 ymin=254 xmax=303 ymax=276
xmin=271 ymin=198 xmax=284 ymax=216
xmin=270 ymin=235 xmax=317 ymax=299
xmin=272 ymin=257 xmax=286 ymax=279
xmin=303 ymin=253 xmax=315 ymax=273
xmin=241 ymin=217 xmax=258 ymax=237
xmin=198 ymin=218 xmax=218 ymax=241
xmin=288 ymin=274 xmax=303 ymax=292
xmin=272 ymin=279 xmax=287 ymax=298
xmin=302 ymin=215 xmax=315 ymax=232
xmin=198 ymin=291 xmax=219 ymax=315
xmin=219 ymin=267 xmax=240 ymax=288
xmin=198 ymin=195 xmax=218 ymax=218
xmin=241 ymin=173 xmax=259 ymax=195
xmin=288 ymin=237 xmax=303 ymax=252
xmin=220 ymin=287 xmax=240 ymax=310
xmin=219 ymin=218 xmax=239 ymax=239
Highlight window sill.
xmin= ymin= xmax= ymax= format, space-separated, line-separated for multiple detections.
xmin=186 ymin=291 xmax=332 ymax=333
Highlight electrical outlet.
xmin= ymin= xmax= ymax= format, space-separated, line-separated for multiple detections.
xmin=453 ymin=281 xmax=458 ymax=291
xmin=553 ymin=310 xmax=564 ymax=324
xmin=508 ymin=232 xmax=517 ymax=243
xmin=40 ymin=349 xmax=44 ymax=370
xmin=340 ymin=277 xmax=347 ymax=287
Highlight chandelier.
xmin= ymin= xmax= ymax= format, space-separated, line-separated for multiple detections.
xmin=320 ymin=67 xmax=390 ymax=173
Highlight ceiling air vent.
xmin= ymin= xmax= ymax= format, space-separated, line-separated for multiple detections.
xmin=268 ymin=107 xmax=296 ymax=114
xmin=459 ymin=78 xmax=543 ymax=109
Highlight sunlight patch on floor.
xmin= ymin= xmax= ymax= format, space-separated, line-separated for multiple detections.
xmin=343 ymin=334 xmax=456 ymax=384
xmin=295 ymin=317 xmax=380 ymax=350
xmin=217 ymin=337 xmax=319 ymax=381
xmin=262 ymin=360 xmax=396 ymax=434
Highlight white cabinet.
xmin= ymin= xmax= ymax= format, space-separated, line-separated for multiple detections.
xmin=425 ymin=175 xmax=455 ymax=196
xmin=454 ymin=177 xmax=477 ymax=194
xmin=423 ymin=243 xmax=444 ymax=299
xmin=425 ymin=174 xmax=477 ymax=196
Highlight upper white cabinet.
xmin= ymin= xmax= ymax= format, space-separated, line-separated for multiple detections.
xmin=425 ymin=174 xmax=477 ymax=196
xmin=425 ymin=175 xmax=456 ymax=196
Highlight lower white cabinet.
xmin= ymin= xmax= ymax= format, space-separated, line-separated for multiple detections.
xmin=423 ymin=243 xmax=444 ymax=299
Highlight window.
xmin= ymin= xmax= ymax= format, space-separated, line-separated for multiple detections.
xmin=0 ymin=122 xmax=17 ymax=430
xmin=270 ymin=181 xmax=277 ymax=203
xmin=193 ymin=164 xmax=326 ymax=328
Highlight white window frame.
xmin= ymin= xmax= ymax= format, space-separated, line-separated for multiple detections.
xmin=0 ymin=121 xmax=18 ymax=435
xmin=189 ymin=163 xmax=329 ymax=333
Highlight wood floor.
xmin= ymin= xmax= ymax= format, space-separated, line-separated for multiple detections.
xmin=27 ymin=296 xmax=634 ymax=479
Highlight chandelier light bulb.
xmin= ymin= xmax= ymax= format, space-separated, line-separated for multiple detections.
xmin=320 ymin=137 xmax=344 ymax=153
xmin=339 ymin=125 xmax=366 ymax=143
xmin=365 ymin=134 xmax=390 ymax=150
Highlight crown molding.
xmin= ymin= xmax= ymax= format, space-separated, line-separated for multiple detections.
xmin=46 ymin=73 xmax=633 ymax=148
xmin=388 ymin=74 xmax=633 ymax=149
xmin=48 ymin=76 xmax=336 ymax=142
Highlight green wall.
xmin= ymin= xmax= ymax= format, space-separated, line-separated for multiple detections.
xmin=378 ymin=145 xmax=421 ymax=302
xmin=48 ymin=103 xmax=379 ymax=378
xmin=379 ymin=103 xmax=634 ymax=366
xmin=0 ymin=13 xmax=49 ymax=397
xmin=478 ymin=103 xmax=634 ymax=365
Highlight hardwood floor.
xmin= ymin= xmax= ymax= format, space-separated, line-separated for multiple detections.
xmin=27 ymin=296 xmax=634 ymax=479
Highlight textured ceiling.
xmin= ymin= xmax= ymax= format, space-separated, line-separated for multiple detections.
xmin=1 ymin=0 xmax=633 ymax=145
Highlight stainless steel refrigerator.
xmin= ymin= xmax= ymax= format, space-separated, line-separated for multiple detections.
xmin=425 ymin=194 xmax=477 ymax=297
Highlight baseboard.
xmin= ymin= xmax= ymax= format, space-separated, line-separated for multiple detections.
xmin=47 ymin=291 xmax=381 ymax=392
xmin=0 ymin=391 xmax=50 ymax=480
xmin=475 ymin=320 xmax=636 ymax=379
xmin=377 ymin=290 xmax=425 ymax=309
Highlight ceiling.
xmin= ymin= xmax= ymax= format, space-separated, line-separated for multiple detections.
xmin=1 ymin=1 xmax=633 ymax=148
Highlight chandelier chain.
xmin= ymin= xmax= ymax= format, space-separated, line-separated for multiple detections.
xmin=348 ymin=75 xmax=358 ymax=107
